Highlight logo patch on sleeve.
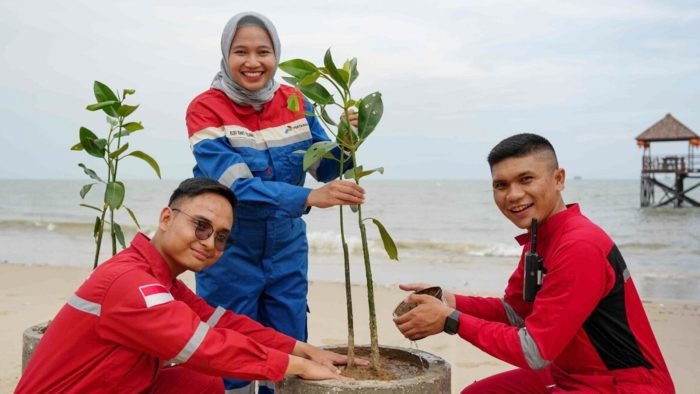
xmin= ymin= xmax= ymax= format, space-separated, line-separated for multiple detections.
xmin=138 ymin=284 xmax=174 ymax=308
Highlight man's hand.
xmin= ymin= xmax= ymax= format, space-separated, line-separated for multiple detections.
xmin=399 ymin=283 xmax=456 ymax=308
xmin=306 ymin=180 xmax=365 ymax=209
xmin=286 ymin=355 xmax=353 ymax=382
xmin=293 ymin=342 xmax=370 ymax=371
xmin=393 ymin=293 xmax=454 ymax=341
xmin=307 ymin=346 xmax=370 ymax=370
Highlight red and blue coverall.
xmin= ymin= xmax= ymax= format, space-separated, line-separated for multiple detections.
xmin=186 ymin=84 xmax=347 ymax=392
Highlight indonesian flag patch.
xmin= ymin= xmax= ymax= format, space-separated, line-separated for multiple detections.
xmin=139 ymin=284 xmax=174 ymax=308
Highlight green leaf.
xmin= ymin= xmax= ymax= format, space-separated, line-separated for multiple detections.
xmin=358 ymin=91 xmax=383 ymax=139
xmin=343 ymin=166 xmax=383 ymax=181
xmin=320 ymin=106 xmax=336 ymax=126
xmin=114 ymin=130 xmax=130 ymax=138
xmin=357 ymin=166 xmax=384 ymax=180
xmin=287 ymin=93 xmax=300 ymax=112
xmin=109 ymin=143 xmax=129 ymax=159
xmin=125 ymin=206 xmax=141 ymax=229
xmin=123 ymin=88 xmax=136 ymax=96
xmin=299 ymin=72 xmax=320 ymax=86
xmin=279 ymin=59 xmax=318 ymax=79
xmin=93 ymin=216 xmax=102 ymax=240
xmin=117 ymin=104 xmax=139 ymax=117
xmin=123 ymin=122 xmax=144 ymax=132
xmin=370 ymin=218 xmax=398 ymax=260
xmin=70 ymin=142 xmax=83 ymax=151
xmin=113 ymin=222 xmax=126 ymax=249
xmin=79 ymin=127 xmax=105 ymax=158
xmin=297 ymin=82 xmax=334 ymax=105
xmin=303 ymin=141 xmax=338 ymax=171
xmin=347 ymin=58 xmax=359 ymax=86
xmin=344 ymin=165 xmax=362 ymax=180
xmin=105 ymin=181 xmax=125 ymax=209
xmin=86 ymin=100 xmax=118 ymax=112
xmin=323 ymin=49 xmax=348 ymax=90
xmin=93 ymin=81 xmax=120 ymax=117
xmin=282 ymin=76 xmax=300 ymax=86
xmin=95 ymin=138 xmax=108 ymax=151
xmin=81 ymin=203 xmax=103 ymax=212
xmin=80 ymin=183 xmax=96 ymax=199
xmin=125 ymin=150 xmax=161 ymax=179
xmin=78 ymin=163 xmax=104 ymax=183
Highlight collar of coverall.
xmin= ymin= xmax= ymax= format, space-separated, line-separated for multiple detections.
xmin=514 ymin=203 xmax=581 ymax=246
xmin=131 ymin=232 xmax=176 ymax=290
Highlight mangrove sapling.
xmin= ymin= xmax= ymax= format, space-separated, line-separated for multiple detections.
xmin=280 ymin=50 xmax=398 ymax=373
xmin=71 ymin=81 xmax=161 ymax=268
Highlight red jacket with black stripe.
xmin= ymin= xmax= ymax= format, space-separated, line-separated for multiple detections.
xmin=454 ymin=204 xmax=674 ymax=393
xmin=15 ymin=233 xmax=296 ymax=394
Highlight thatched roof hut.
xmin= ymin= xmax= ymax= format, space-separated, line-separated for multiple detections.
xmin=636 ymin=113 xmax=699 ymax=142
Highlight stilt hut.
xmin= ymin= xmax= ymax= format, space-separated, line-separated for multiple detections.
xmin=636 ymin=113 xmax=700 ymax=207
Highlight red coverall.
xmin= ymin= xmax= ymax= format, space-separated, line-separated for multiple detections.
xmin=16 ymin=233 xmax=296 ymax=393
xmin=454 ymin=204 xmax=674 ymax=393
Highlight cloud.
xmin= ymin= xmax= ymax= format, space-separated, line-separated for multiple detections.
xmin=1 ymin=0 xmax=699 ymax=179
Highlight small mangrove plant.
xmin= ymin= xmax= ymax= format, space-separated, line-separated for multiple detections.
xmin=280 ymin=50 xmax=398 ymax=372
xmin=71 ymin=81 xmax=161 ymax=268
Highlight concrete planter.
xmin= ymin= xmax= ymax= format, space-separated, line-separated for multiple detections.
xmin=22 ymin=322 xmax=48 ymax=372
xmin=276 ymin=345 xmax=451 ymax=394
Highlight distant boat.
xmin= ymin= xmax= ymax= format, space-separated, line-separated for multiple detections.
xmin=573 ymin=176 xmax=583 ymax=180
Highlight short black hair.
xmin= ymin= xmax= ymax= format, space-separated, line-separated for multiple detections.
xmin=168 ymin=177 xmax=237 ymax=211
xmin=487 ymin=133 xmax=558 ymax=168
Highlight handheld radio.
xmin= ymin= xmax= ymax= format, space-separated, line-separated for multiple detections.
xmin=523 ymin=218 xmax=544 ymax=302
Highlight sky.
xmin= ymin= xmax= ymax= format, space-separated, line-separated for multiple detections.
xmin=1 ymin=0 xmax=699 ymax=180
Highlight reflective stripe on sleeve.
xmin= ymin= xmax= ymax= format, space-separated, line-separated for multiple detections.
xmin=67 ymin=294 xmax=101 ymax=317
xmin=206 ymin=306 xmax=226 ymax=327
xmin=171 ymin=321 xmax=210 ymax=364
xmin=502 ymin=299 xmax=525 ymax=327
xmin=623 ymin=268 xmax=630 ymax=282
xmin=218 ymin=163 xmax=253 ymax=187
xmin=189 ymin=127 xmax=226 ymax=148
xmin=518 ymin=327 xmax=550 ymax=370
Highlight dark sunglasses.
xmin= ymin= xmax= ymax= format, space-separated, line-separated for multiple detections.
xmin=171 ymin=208 xmax=230 ymax=251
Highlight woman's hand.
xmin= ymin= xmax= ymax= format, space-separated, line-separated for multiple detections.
xmin=344 ymin=109 xmax=358 ymax=128
xmin=306 ymin=180 xmax=365 ymax=209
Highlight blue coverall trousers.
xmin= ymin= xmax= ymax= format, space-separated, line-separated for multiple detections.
xmin=196 ymin=215 xmax=309 ymax=394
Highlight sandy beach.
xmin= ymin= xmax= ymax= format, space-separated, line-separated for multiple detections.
xmin=1 ymin=263 xmax=698 ymax=393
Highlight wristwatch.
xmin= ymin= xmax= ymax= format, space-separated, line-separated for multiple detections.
xmin=443 ymin=310 xmax=461 ymax=335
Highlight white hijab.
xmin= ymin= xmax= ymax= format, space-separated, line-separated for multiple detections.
xmin=211 ymin=12 xmax=281 ymax=110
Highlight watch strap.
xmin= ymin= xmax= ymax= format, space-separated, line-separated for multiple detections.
xmin=443 ymin=310 xmax=461 ymax=335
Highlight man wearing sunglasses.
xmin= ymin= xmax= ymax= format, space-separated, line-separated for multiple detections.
xmin=17 ymin=177 xmax=360 ymax=393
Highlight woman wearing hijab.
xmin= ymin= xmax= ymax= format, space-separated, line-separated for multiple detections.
xmin=186 ymin=12 xmax=364 ymax=394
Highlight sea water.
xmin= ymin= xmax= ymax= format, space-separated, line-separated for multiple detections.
xmin=1 ymin=178 xmax=698 ymax=301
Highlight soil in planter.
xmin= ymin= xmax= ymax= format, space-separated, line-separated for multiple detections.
xmin=330 ymin=346 xmax=429 ymax=381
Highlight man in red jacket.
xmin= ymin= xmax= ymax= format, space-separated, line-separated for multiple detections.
xmin=394 ymin=134 xmax=674 ymax=393
xmin=17 ymin=177 xmax=359 ymax=393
